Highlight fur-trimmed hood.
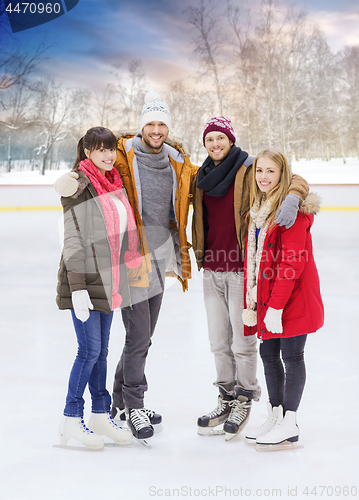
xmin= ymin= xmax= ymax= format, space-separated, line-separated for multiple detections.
xmin=299 ymin=192 xmax=321 ymax=215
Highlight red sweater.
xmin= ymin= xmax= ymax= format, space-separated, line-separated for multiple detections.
xmin=203 ymin=182 xmax=243 ymax=272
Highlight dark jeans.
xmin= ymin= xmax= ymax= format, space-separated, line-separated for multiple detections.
xmin=259 ymin=334 xmax=307 ymax=413
xmin=64 ymin=310 xmax=113 ymax=417
xmin=112 ymin=262 xmax=164 ymax=409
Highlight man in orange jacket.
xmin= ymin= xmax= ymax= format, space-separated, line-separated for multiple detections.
xmin=55 ymin=92 xmax=198 ymax=442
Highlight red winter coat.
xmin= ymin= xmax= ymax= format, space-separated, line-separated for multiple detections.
xmin=244 ymin=193 xmax=324 ymax=340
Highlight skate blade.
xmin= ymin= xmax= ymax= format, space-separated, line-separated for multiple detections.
xmin=224 ymin=422 xmax=248 ymax=441
xmin=53 ymin=444 xmax=104 ymax=452
xmin=197 ymin=426 xmax=225 ymax=436
xmin=103 ymin=441 xmax=132 ymax=448
xmin=134 ymin=437 xmax=151 ymax=448
xmin=225 ymin=431 xmax=242 ymax=441
xmin=255 ymin=441 xmax=303 ymax=452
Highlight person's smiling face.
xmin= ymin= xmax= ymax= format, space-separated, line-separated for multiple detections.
xmin=85 ymin=144 xmax=116 ymax=175
xmin=204 ymin=131 xmax=233 ymax=166
xmin=255 ymin=157 xmax=281 ymax=194
xmin=142 ymin=121 xmax=169 ymax=153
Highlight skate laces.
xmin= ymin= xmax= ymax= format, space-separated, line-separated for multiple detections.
xmin=108 ymin=414 xmax=122 ymax=428
xmin=207 ymin=397 xmax=230 ymax=418
xmin=256 ymin=413 xmax=276 ymax=431
xmin=144 ymin=408 xmax=155 ymax=419
xmin=130 ymin=408 xmax=151 ymax=430
xmin=80 ymin=417 xmax=93 ymax=434
xmin=227 ymin=400 xmax=251 ymax=424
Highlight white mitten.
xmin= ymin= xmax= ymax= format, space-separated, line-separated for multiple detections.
xmin=71 ymin=290 xmax=94 ymax=322
xmin=264 ymin=307 xmax=283 ymax=334
xmin=54 ymin=171 xmax=79 ymax=197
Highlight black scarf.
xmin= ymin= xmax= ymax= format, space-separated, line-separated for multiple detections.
xmin=196 ymin=145 xmax=248 ymax=197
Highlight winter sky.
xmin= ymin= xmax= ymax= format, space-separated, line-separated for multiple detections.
xmin=3 ymin=0 xmax=359 ymax=90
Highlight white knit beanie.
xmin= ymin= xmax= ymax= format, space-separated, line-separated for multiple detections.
xmin=139 ymin=91 xmax=172 ymax=131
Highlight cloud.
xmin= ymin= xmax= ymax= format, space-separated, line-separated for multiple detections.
xmin=307 ymin=11 xmax=359 ymax=50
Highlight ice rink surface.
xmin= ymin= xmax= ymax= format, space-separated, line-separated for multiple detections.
xmin=1 ymin=207 xmax=358 ymax=499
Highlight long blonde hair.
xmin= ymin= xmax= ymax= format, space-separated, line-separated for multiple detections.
xmin=250 ymin=148 xmax=292 ymax=225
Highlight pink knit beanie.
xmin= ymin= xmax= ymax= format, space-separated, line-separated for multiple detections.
xmin=203 ymin=116 xmax=236 ymax=146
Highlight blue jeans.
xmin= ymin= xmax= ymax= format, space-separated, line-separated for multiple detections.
xmin=259 ymin=334 xmax=307 ymax=413
xmin=63 ymin=310 xmax=113 ymax=417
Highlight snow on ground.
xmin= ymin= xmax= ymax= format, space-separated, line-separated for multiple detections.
xmin=291 ymin=158 xmax=359 ymax=184
xmin=0 ymin=208 xmax=358 ymax=500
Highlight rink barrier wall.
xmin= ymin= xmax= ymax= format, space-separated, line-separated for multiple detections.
xmin=0 ymin=184 xmax=358 ymax=211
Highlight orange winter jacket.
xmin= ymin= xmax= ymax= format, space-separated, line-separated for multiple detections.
xmin=115 ymin=135 xmax=199 ymax=291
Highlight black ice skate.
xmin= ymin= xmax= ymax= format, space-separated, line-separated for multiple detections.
xmin=112 ymin=406 xmax=162 ymax=425
xmin=197 ymin=394 xmax=232 ymax=436
xmin=223 ymin=395 xmax=252 ymax=441
xmin=126 ymin=408 xmax=154 ymax=441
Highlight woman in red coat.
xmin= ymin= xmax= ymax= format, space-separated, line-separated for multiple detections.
xmin=242 ymin=148 xmax=324 ymax=450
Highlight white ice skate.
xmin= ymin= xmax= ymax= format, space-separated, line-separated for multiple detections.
xmin=245 ymin=402 xmax=279 ymax=444
xmin=88 ymin=412 xmax=133 ymax=445
xmin=58 ymin=416 xmax=104 ymax=450
xmin=255 ymin=406 xmax=301 ymax=451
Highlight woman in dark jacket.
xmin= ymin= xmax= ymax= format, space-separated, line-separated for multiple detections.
xmin=57 ymin=127 xmax=142 ymax=449
xmin=242 ymin=148 xmax=324 ymax=450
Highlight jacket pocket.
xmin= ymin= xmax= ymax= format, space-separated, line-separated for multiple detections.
xmin=85 ymin=243 xmax=101 ymax=284
xmin=128 ymin=257 xmax=149 ymax=287
xmin=282 ymin=281 xmax=306 ymax=321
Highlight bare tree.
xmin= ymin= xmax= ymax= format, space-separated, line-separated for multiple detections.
xmin=34 ymin=79 xmax=81 ymax=174
xmin=0 ymin=19 xmax=49 ymax=95
xmin=1 ymin=80 xmax=36 ymax=171
xmin=186 ymin=0 xmax=226 ymax=115
xmin=339 ymin=46 xmax=359 ymax=159
xmin=93 ymin=83 xmax=118 ymax=129
xmin=113 ymin=60 xmax=147 ymax=130
xmin=227 ymin=1 xmax=258 ymax=153
xmin=165 ymin=79 xmax=211 ymax=163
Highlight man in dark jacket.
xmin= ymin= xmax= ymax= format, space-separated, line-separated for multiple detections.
xmin=192 ymin=117 xmax=309 ymax=440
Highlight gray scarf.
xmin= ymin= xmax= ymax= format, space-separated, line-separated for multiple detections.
xmin=132 ymin=133 xmax=174 ymax=261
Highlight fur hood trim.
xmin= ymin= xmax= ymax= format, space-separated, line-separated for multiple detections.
xmin=300 ymin=192 xmax=321 ymax=215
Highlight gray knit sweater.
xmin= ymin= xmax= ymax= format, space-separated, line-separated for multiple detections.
xmin=132 ymin=134 xmax=174 ymax=261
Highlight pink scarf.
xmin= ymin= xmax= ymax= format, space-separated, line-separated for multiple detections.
xmin=78 ymin=158 xmax=142 ymax=310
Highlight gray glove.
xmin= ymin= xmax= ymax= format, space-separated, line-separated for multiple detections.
xmin=275 ymin=193 xmax=300 ymax=229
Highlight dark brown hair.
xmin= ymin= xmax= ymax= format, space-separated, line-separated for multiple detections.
xmin=74 ymin=127 xmax=117 ymax=169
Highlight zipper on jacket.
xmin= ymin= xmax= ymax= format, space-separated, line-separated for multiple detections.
xmin=89 ymin=185 xmax=114 ymax=308
xmin=258 ymin=230 xmax=274 ymax=342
